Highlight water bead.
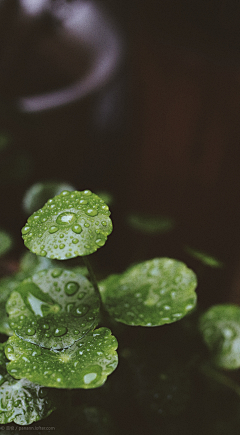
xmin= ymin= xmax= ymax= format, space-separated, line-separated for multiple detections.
xmin=56 ymin=212 xmax=77 ymax=225
xmin=65 ymin=282 xmax=80 ymax=296
xmin=51 ymin=268 xmax=63 ymax=278
xmin=39 ymin=250 xmax=47 ymax=257
xmin=84 ymin=223 xmax=90 ymax=228
xmin=22 ymin=226 xmax=31 ymax=234
xmin=26 ymin=327 xmax=36 ymax=336
xmin=72 ymin=238 xmax=79 ymax=244
xmin=53 ymin=326 xmax=68 ymax=337
xmin=49 ymin=226 xmax=59 ymax=234
xmin=42 ymin=324 xmax=50 ymax=330
xmin=79 ymin=200 xmax=88 ymax=204
xmin=74 ymin=305 xmax=90 ymax=317
xmin=86 ymin=209 xmax=98 ymax=217
xmin=96 ymin=238 xmax=105 ymax=247
xmin=59 ymin=244 xmax=65 ymax=249
xmin=83 ymin=190 xmax=92 ymax=196
xmin=72 ymin=224 xmax=82 ymax=234
xmin=78 ymin=292 xmax=85 ymax=300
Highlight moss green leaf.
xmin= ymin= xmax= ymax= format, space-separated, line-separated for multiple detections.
xmin=22 ymin=181 xmax=75 ymax=215
xmin=22 ymin=190 xmax=113 ymax=259
xmin=5 ymin=328 xmax=118 ymax=389
xmin=6 ymin=268 xmax=100 ymax=349
xmin=0 ymin=343 xmax=56 ymax=425
xmin=100 ymin=258 xmax=197 ymax=326
xmin=0 ymin=230 xmax=13 ymax=257
xmin=127 ymin=213 xmax=175 ymax=235
xmin=199 ymin=304 xmax=240 ymax=370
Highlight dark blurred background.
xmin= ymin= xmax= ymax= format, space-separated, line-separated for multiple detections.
xmin=1 ymin=0 xmax=240 ymax=306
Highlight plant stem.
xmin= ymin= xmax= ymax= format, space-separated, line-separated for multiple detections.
xmin=82 ymin=256 xmax=108 ymax=321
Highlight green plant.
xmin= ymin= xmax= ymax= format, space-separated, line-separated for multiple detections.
xmin=0 ymin=189 xmax=240 ymax=433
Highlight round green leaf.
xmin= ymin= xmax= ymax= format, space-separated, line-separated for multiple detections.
xmin=22 ymin=190 xmax=113 ymax=259
xmin=0 ymin=343 xmax=56 ymax=425
xmin=6 ymin=268 xmax=100 ymax=349
xmin=100 ymin=258 xmax=197 ymax=326
xmin=22 ymin=181 xmax=75 ymax=215
xmin=199 ymin=304 xmax=240 ymax=370
xmin=5 ymin=328 xmax=118 ymax=389
xmin=0 ymin=230 xmax=13 ymax=257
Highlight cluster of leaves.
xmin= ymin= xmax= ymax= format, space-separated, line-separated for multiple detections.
xmin=0 ymin=187 xmax=240 ymax=432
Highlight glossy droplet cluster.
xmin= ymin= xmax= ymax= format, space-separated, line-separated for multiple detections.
xmin=6 ymin=268 xmax=100 ymax=350
xmin=5 ymin=328 xmax=118 ymax=389
xmin=21 ymin=190 xmax=113 ymax=259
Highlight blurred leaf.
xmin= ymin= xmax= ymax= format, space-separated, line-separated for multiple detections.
xmin=100 ymin=258 xmax=197 ymax=326
xmin=199 ymin=304 xmax=240 ymax=369
xmin=127 ymin=213 xmax=175 ymax=235
xmin=0 ymin=230 xmax=13 ymax=257
xmin=185 ymin=246 xmax=224 ymax=268
xmin=22 ymin=181 xmax=75 ymax=215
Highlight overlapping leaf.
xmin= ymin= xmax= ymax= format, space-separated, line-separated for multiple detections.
xmin=0 ymin=230 xmax=13 ymax=257
xmin=5 ymin=328 xmax=118 ymax=389
xmin=100 ymin=258 xmax=197 ymax=326
xmin=0 ymin=276 xmax=21 ymax=336
xmin=22 ymin=190 xmax=112 ymax=259
xmin=6 ymin=268 xmax=100 ymax=349
xmin=0 ymin=344 xmax=56 ymax=425
xmin=199 ymin=304 xmax=240 ymax=369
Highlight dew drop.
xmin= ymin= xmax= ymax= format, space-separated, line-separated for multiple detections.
xmin=39 ymin=388 xmax=48 ymax=399
xmin=72 ymin=238 xmax=79 ymax=244
xmin=86 ymin=209 xmax=98 ymax=217
xmin=44 ymin=333 xmax=51 ymax=337
xmin=61 ymin=190 xmax=70 ymax=196
xmin=96 ymin=238 xmax=105 ymax=247
xmin=59 ymin=244 xmax=65 ymax=249
xmin=54 ymin=326 xmax=68 ymax=337
xmin=84 ymin=223 xmax=90 ymax=228
xmin=102 ymin=221 xmax=107 ymax=226
xmin=22 ymin=226 xmax=31 ymax=235
xmin=26 ymin=327 xmax=36 ymax=336
xmin=56 ymin=212 xmax=76 ymax=226
xmin=42 ymin=324 xmax=50 ymax=330
xmin=51 ymin=268 xmax=63 ymax=278
xmin=39 ymin=250 xmax=47 ymax=257
xmin=32 ymin=348 xmax=42 ymax=357
xmin=74 ymin=330 xmax=80 ymax=335
xmin=65 ymin=282 xmax=79 ymax=296
xmin=78 ymin=292 xmax=85 ymax=300
xmin=83 ymin=190 xmax=92 ymax=196
xmin=73 ymin=304 xmax=90 ymax=317
xmin=101 ymin=205 xmax=109 ymax=211
xmin=72 ymin=224 xmax=82 ymax=234
xmin=49 ymin=226 xmax=59 ymax=234
xmin=79 ymin=199 xmax=88 ymax=204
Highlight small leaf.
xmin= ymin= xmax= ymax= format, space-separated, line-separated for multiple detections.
xmin=100 ymin=258 xmax=197 ymax=326
xmin=0 ymin=276 xmax=20 ymax=335
xmin=199 ymin=304 xmax=240 ymax=370
xmin=0 ymin=133 xmax=11 ymax=152
xmin=22 ymin=190 xmax=113 ymax=259
xmin=22 ymin=181 xmax=75 ymax=215
xmin=0 ymin=343 xmax=56 ymax=425
xmin=0 ymin=230 xmax=13 ymax=257
xmin=5 ymin=328 xmax=118 ymax=389
xmin=185 ymin=246 xmax=224 ymax=268
xmin=127 ymin=213 xmax=175 ymax=234
xmin=6 ymin=268 xmax=100 ymax=349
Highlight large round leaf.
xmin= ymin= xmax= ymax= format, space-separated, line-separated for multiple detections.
xmin=5 ymin=328 xmax=118 ymax=389
xmin=100 ymin=258 xmax=197 ymax=326
xmin=21 ymin=190 xmax=112 ymax=259
xmin=0 ymin=343 xmax=56 ymax=425
xmin=199 ymin=304 xmax=240 ymax=370
xmin=6 ymin=268 xmax=100 ymax=349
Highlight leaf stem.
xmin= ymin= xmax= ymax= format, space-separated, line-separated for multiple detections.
xmin=82 ymin=256 xmax=107 ymax=321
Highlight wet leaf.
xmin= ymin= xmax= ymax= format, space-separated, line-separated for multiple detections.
xmin=127 ymin=213 xmax=175 ymax=235
xmin=0 ymin=343 xmax=56 ymax=425
xmin=185 ymin=246 xmax=224 ymax=268
xmin=199 ymin=304 xmax=240 ymax=369
xmin=0 ymin=230 xmax=13 ymax=257
xmin=22 ymin=181 xmax=75 ymax=215
xmin=100 ymin=258 xmax=197 ymax=326
xmin=6 ymin=268 xmax=100 ymax=349
xmin=22 ymin=190 xmax=113 ymax=259
xmin=5 ymin=328 xmax=118 ymax=389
